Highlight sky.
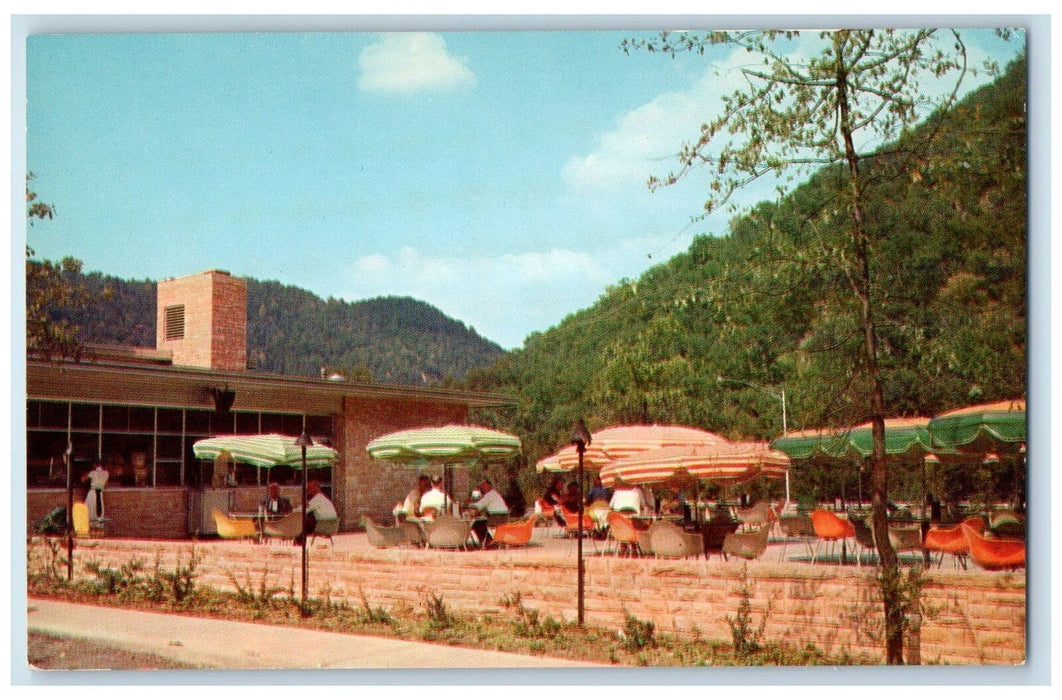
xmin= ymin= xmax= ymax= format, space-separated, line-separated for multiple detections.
xmin=22 ymin=25 xmax=1024 ymax=350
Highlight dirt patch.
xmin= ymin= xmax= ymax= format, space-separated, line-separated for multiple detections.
xmin=27 ymin=632 xmax=202 ymax=671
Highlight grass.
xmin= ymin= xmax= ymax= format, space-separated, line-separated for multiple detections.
xmin=26 ymin=537 xmax=874 ymax=667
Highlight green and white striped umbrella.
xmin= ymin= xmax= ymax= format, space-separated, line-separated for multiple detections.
xmin=193 ymin=433 xmax=338 ymax=469
xmin=366 ymin=424 xmax=521 ymax=466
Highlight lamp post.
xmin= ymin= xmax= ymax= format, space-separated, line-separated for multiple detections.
xmin=296 ymin=430 xmax=313 ymax=608
xmin=717 ymin=376 xmax=790 ymax=506
xmin=64 ymin=441 xmax=73 ymax=581
xmin=571 ymin=419 xmax=592 ymax=626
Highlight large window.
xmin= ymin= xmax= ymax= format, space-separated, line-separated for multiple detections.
xmin=26 ymin=400 xmax=333 ymax=490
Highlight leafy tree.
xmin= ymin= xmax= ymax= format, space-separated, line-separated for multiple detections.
xmin=623 ymin=28 xmax=1009 ymax=663
xmin=25 ymin=174 xmax=99 ymax=361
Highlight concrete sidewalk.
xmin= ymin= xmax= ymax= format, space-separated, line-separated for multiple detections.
xmin=26 ymin=598 xmax=600 ymax=670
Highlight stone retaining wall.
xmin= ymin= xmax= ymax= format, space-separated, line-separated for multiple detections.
xmin=30 ymin=536 xmax=1025 ymax=666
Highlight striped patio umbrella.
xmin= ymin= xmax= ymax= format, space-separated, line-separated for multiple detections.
xmin=366 ymin=424 xmax=522 ymax=465
xmin=535 ymin=424 xmax=730 ymax=473
xmin=770 ymin=417 xmax=937 ymax=463
xmin=192 ymin=433 xmax=338 ymax=468
xmin=929 ymin=399 xmax=1026 ymax=454
xmin=367 ymin=424 xmax=521 ymax=514
xmin=599 ymin=441 xmax=790 ymax=489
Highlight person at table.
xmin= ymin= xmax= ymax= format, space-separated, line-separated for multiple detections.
xmin=542 ymin=474 xmax=564 ymax=507
xmin=466 ymin=478 xmax=510 ymax=545
xmin=658 ymin=488 xmax=687 ymax=517
xmin=294 ymin=480 xmax=337 ymax=546
xmin=261 ymin=482 xmax=293 ymax=517
xmin=609 ymin=481 xmax=646 ymax=515
xmin=586 ymin=475 xmax=613 ymax=505
xmin=418 ymin=475 xmax=451 ymax=518
xmin=393 ymin=474 xmax=430 ymax=521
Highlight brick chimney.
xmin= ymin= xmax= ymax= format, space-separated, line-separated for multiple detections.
xmin=156 ymin=270 xmax=247 ymax=371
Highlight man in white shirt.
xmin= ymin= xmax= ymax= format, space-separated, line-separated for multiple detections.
xmin=609 ymin=482 xmax=646 ymax=515
xmin=393 ymin=475 xmax=430 ymax=521
xmin=295 ymin=480 xmax=338 ymax=545
xmin=468 ymin=479 xmax=509 ymax=545
xmin=418 ymin=475 xmax=450 ymax=517
xmin=83 ymin=463 xmax=109 ymax=523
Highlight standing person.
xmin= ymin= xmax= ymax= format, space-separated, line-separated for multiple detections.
xmin=294 ymin=480 xmax=337 ymax=546
xmin=260 ymin=482 xmax=293 ymax=516
xmin=82 ymin=462 xmax=109 ymax=524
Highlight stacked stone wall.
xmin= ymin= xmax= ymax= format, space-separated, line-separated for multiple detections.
xmin=36 ymin=537 xmax=1026 ymax=666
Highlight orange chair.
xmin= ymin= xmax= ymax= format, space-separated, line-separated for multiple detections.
xmin=491 ymin=517 xmax=535 ymax=548
xmin=559 ymin=506 xmax=599 ymax=553
xmin=606 ymin=510 xmax=642 ymax=556
xmin=809 ymin=509 xmax=856 ymax=565
xmin=924 ymin=516 xmax=985 ymax=569
xmin=559 ymin=506 xmax=595 ymax=538
xmin=962 ymin=523 xmax=1025 ymax=571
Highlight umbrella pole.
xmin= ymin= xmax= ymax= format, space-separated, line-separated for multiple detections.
xmin=300 ymin=434 xmax=309 ymax=610
xmin=64 ymin=442 xmax=73 ymax=582
xmin=576 ymin=442 xmax=586 ymax=626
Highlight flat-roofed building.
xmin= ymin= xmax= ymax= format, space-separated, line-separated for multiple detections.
xmin=25 ymin=270 xmax=513 ymax=538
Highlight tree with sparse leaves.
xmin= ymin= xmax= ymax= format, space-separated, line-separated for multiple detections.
xmin=623 ymin=28 xmax=1008 ymax=665
xmin=25 ymin=173 xmax=97 ymax=361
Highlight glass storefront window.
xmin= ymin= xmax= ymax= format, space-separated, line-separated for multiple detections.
xmin=28 ymin=401 xmax=334 ymax=490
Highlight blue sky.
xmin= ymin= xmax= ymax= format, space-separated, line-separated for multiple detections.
xmin=24 ymin=28 xmax=1023 ymax=349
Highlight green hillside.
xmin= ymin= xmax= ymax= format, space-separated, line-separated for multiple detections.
xmin=466 ymin=54 xmax=1027 ymax=481
xmin=38 ymin=270 xmax=505 ymax=385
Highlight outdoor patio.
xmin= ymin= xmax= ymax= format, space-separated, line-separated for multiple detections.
xmin=35 ymin=524 xmax=1026 ymax=666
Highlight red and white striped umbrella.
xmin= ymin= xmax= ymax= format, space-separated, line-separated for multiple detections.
xmin=535 ymin=424 xmax=731 ymax=473
xmin=599 ymin=441 xmax=790 ymax=488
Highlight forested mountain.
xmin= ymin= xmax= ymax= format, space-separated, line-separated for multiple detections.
xmin=465 ymin=54 xmax=1027 ymax=485
xmin=42 ymin=271 xmax=505 ymax=385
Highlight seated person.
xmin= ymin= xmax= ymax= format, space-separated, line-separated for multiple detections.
xmin=609 ymin=482 xmax=646 ymax=515
xmin=294 ymin=480 xmax=337 ymax=546
xmin=466 ymin=478 xmax=509 ymax=545
xmin=586 ymin=475 xmax=613 ymax=504
xmin=418 ymin=475 xmax=451 ymax=518
xmin=261 ymin=482 xmax=293 ymax=516
xmin=393 ymin=474 xmax=430 ymax=521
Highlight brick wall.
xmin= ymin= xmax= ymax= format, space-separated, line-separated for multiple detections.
xmin=335 ymin=398 xmax=469 ymax=528
xmin=38 ymin=538 xmax=1026 ymax=666
xmin=27 ymin=489 xmax=188 ymax=539
xmin=157 ymin=270 xmax=246 ymax=371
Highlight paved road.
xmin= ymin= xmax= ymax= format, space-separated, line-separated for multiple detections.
xmin=26 ymin=598 xmax=599 ymax=670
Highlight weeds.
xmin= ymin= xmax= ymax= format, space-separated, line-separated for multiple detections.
xmin=228 ymin=566 xmax=284 ymax=615
xmin=620 ymin=613 xmax=657 ymax=651
xmin=513 ymin=606 xmax=563 ymax=639
xmin=358 ymin=588 xmax=393 ymax=625
xmin=424 ymin=593 xmax=455 ymax=630
xmin=725 ymin=564 xmax=769 ymax=656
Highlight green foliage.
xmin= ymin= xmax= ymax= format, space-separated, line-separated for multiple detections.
xmin=423 ymin=592 xmax=455 ymax=630
xmin=621 ymin=613 xmax=657 ymax=652
xmin=466 ymin=52 xmax=1026 ymax=509
xmin=513 ymin=606 xmax=563 ymax=639
xmin=725 ymin=564 xmax=769 ymax=656
xmin=228 ymin=566 xmax=285 ymax=615
xmin=357 ymin=588 xmax=394 ymax=625
xmin=80 ymin=547 xmax=201 ymax=605
xmin=44 ymin=271 xmax=503 ymax=386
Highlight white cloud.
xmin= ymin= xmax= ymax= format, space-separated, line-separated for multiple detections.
xmin=562 ymin=30 xmax=1011 ymax=198
xmin=358 ymin=33 xmax=475 ymax=95
xmin=344 ymin=244 xmax=631 ymax=348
